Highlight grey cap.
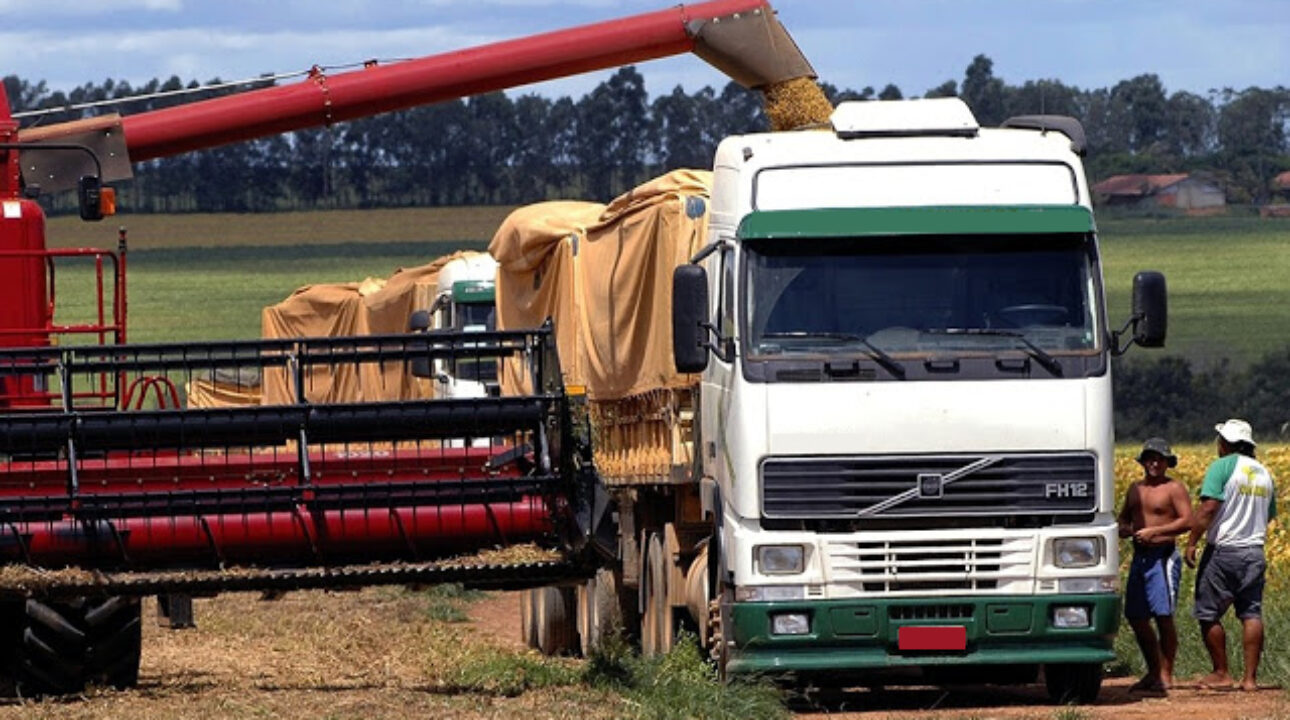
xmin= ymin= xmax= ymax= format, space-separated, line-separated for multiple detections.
xmin=1137 ymin=437 xmax=1178 ymax=468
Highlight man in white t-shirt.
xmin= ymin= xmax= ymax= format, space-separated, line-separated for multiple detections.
xmin=1185 ymin=418 xmax=1278 ymax=691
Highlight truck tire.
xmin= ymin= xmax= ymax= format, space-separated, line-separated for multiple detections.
xmin=534 ymin=586 xmax=578 ymax=656
xmin=577 ymin=568 xmax=620 ymax=657
xmin=14 ymin=596 xmax=141 ymax=697
xmin=641 ymin=532 xmax=674 ymax=657
xmin=1043 ymin=662 xmax=1102 ymax=704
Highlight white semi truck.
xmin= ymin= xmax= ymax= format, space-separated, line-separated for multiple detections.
xmin=515 ymin=97 xmax=1167 ymax=705
xmin=671 ymin=97 xmax=1167 ymax=701
xmin=410 ymin=253 xmax=501 ymax=400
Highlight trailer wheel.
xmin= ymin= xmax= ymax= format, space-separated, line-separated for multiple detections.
xmin=534 ymin=586 xmax=578 ymax=656
xmin=519 ymin=589 xmax=539 ymax=650
xmin=1043 ymin=662 xmax=1102 ymax=704
xmin=577 ymin=568 xmax=620 ymax=656
xmin=641 ymin=532 xmax=674 ymax=657
xmin=14 ymin=596 xmax=142 ymax=697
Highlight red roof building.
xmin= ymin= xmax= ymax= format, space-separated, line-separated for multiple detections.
xmin=1092 ymin=173 xmax=1224 ymax=210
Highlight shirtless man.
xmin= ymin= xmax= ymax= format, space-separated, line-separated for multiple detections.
xmin=1117 ymin=437 xmax=1193 ymax=692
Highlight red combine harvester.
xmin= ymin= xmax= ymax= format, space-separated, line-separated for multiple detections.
xmin=0 ymin=0 xmax=814 ymax=696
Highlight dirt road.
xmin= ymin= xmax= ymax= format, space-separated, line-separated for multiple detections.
xmin=0 ymin=590 xmax=1282 ymax=719
xmin=479 ymin=590 xmax=1287 ymax=720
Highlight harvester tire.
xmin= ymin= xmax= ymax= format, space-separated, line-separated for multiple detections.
xmin=14 ymin=596 xmax=141 ymax=697
xmin=0 ymin=599 xmax=22 ymax=696
xmin=534 ymin=586 xmax=578 ymax=656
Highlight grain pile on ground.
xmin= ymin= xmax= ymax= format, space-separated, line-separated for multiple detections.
xmin=762 ymin=76 xmax=833 ymax=131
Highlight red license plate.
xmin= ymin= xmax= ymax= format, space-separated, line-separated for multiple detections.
xmin=898 ymin=626 xmax=967 ymax=651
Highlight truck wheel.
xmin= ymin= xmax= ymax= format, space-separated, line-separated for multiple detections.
xmin=641 ymin=532 xmax=674 ymax=657
xmin=15 ymin=596 xmax=142 ymax=697
xmin=534 ymin=586 xmax=578 ymax=656
xmin=578 ymin=568 xmax=620 ymax=657
xmin=1043 ymin=662 xmax=1102 ymax=704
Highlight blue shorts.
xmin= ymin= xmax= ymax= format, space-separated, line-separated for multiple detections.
xmin=1124 ymin=544 xmax=1181 ymax=620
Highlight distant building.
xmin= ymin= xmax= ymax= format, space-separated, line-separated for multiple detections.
xmin=1274 ymin=170 xmax=1290 ymax=198
xmin=1262 ymin=171 xmax=1290 ymax=217
xmin=1092 ymin=173 xmax=1225 ymax=211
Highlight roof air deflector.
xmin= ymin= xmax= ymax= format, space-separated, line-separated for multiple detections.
xmin=1001 ymin=115 xmax=1088 ymax=156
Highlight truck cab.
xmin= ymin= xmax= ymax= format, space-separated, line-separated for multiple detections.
xmin=415 ymin=253 xmax=501 ymax=400
xmin=675 ymin=98 xmax=1165 ymax=700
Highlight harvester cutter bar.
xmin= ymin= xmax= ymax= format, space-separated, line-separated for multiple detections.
xmin=0 ymin=558 xmax=595 ymax=600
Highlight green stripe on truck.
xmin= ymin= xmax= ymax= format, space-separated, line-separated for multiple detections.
xmin=737 ymin=205 xmax=1095 ymax=240
xmin=726 ymin=593 xmax=1118 ymax=675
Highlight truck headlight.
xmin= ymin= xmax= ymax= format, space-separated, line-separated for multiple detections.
xmin=756 ymin=545 xmax=805 ymax=575
xmin=1052 ymin=605 xmax=1091 ymax=629
xmin=771 ymin=612 xmax=811 ymax=636
xmin=1053 ymin=537 xmax=1101 ymax=568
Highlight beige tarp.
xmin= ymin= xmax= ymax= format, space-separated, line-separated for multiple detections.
xmin=185 ymin=378 xmax=262 ymax=408
xmin=491 ymin=169 xmax=711 ymax=401
xmin=258 ymin=251 xmax=480 ymax=406
xmin=260 ymin=282 xmax=369 ymax=405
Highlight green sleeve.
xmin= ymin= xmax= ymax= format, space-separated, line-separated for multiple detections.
xmin=1200 ymin=455 xmax=1237 ymax=501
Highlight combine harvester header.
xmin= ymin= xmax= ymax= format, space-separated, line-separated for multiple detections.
xmin=0 ymin=0 xmax=831 ymax=697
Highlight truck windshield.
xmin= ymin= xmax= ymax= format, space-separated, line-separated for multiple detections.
xmin=455 ymin=301 xmax=497 ymax=332
xmin=743 ymin=233 xmax=1101 ymax=367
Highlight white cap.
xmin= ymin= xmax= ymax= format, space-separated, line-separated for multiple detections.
xmin=1215 ymin=419 xmax=1256 ymax=446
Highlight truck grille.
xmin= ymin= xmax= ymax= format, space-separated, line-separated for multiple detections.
xmin=761 ymin=453 xmax=1096 ymax=521
xmin=827 ymin=536 xmax=1034 ymax=594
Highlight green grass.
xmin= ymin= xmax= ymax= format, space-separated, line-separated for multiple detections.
xmin=584 ymin=633 xmax=788 ymax=720
xmin=39 ymin=210 xmax=1290 ymax=362
xmin=1111 ymin=561 xmax=1290 ymax=688
xmin=423 ymin=583 xmax=486 ymax=623
xmin=446 ymin=648 xmax=584 ymax=697
xmin=1098 ymin=215 xmax=1290 ymax=365
xmin=51 ymin=240 xmax=487 ymax=343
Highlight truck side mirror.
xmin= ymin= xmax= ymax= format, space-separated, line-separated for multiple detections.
xmin=673 ymin=265 xmax=711 ymax=374
xmin=1112 ymin=270 xmax=1167 ymax=355
xmin=409 ymin=310 xmax=432 ymax=376
xmin=1131 ymin=271 xmax=1167 ymax=348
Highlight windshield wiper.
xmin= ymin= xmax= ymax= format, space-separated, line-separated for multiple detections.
xmin=925 ymin=328 xmax=1064 ymax=377
xmin=761 ymin=331 xmax=905 ymax=379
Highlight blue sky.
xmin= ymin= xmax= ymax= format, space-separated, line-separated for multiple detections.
xmin=1 ymin=0 xmax=1286 ymax=105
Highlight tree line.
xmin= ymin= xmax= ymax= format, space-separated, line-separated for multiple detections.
xmin=4 ymin=55 xmax=1289 ymax=213
xmin=1114 ymin=346 xmax=1290 ymax=443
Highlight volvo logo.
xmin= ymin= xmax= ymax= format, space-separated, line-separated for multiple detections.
xmin=918 ymin=473 xmax=944 ymax=498
xmin=1045 ymin=482 xmax=1090 ymax=499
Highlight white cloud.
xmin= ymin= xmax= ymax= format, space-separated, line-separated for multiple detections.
xmin=0 ymin=0 xmax=180 ymax=14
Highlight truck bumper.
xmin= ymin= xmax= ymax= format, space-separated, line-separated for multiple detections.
xmin=726 ymin=593 xmax=1119 ymax=676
